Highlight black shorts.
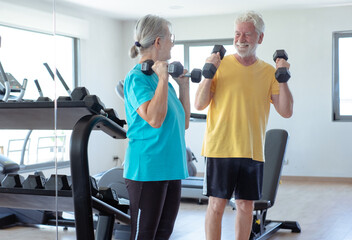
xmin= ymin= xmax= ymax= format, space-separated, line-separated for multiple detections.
xmin=204 ymin=157 xmax=264 ymax=200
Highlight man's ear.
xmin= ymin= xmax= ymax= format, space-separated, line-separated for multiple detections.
xmin=258 ymin=33 xmax=264 ymax=44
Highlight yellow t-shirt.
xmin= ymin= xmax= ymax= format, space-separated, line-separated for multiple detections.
xmin=201 ymin=55 xmax=279 ymax=162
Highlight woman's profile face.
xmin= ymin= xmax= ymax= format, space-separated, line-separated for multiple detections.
xmin=157 ymin=27 xmax=174 ymax=61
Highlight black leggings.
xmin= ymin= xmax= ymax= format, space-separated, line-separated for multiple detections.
xmin=125 ymin=179 xmax=181 ymax=240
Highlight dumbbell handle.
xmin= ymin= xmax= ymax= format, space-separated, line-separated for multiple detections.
xmin=171 ymin=70 xmax=202 ymax=83
xmin=172 ymin=68 xmax=202 ymax=83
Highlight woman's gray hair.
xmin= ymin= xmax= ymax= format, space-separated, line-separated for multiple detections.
xmin=130 ymin=14 xmax=171 ymax=58
xmin=235 ymin=11 xmax=265 ymax=35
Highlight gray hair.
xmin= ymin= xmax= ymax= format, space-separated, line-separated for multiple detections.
xmin=130 ymin=14 xmax=171 ymax=58
xmin=235 ymin=11 xmax=265 ymax=35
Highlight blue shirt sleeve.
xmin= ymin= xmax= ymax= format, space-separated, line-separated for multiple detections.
xmin=125 ymin=70 xmax=155 ymax=111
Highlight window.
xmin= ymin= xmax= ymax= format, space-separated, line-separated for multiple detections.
xmin=171 ymin=39 xmax=234 ymax=115
xmin=332 ymin=31 xmax=352 ymax=121
xmin=0 ymin=24 xmax=77 ymax=170
xmin=0 ymin=24 xmax=77 ymax=100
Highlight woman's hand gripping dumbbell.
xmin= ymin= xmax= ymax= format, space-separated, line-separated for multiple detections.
xmin=141 ymin=60 xmax=202 ymax=83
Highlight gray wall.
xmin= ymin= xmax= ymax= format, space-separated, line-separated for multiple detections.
xmin=1 ymin=0 xmax=352 ymax=177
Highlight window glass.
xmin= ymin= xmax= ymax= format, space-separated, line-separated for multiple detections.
xmin=338 ymin=37 xmax=352 ymax=115
xmin=171 ymin=44 xmax=184 ymax=65
xmin=189 ymin=44 xmax=233 ymax=114
xmin=169 ymin=44 xmax=184 ymax=96
xmin=170 ymin=42 xmax=233 ymax=115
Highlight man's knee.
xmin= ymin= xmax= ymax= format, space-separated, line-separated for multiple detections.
xmin=235 ymin=200 xmax=254 ymax=214
xmin=208 ymin=196 xmax=228 ymax=215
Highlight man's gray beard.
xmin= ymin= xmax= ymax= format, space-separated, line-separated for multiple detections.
xmin=235 ymin=44 xmax=258 ymax=58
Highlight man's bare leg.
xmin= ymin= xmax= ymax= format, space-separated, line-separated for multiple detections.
xmin=205 ymin=196 xmax=228 ymax=240
xmin=235 ymin=199 xmax=254 ymax=240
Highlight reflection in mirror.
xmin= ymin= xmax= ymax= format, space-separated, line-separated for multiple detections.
xmin=1 ymin=0 xmax=138 ymax=238
xmin=0 ymin=0 xmax=77 ymax=239
xmin=0 ymin=25 xmax=76 ymax=101
xmin=0 ymin=129 xmax=71 ymax=166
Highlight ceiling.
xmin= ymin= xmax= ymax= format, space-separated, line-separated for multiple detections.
xmin=58 ymin=0 xmax=352 ymax=20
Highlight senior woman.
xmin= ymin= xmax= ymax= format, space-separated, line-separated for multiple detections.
xmin=123 ymin=14 xmax=190 ymax=240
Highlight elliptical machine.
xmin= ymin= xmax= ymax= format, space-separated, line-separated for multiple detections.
xmin=0 ymin=61 xmax=27 ymax=102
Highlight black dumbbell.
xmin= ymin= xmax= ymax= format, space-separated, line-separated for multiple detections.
xmin=273 ymin=50 xmax=291 ymax=83
xmin=36 ymin=96 xmax=52 ymax=102
xmin=71 ymin=87 xmax=105 ymax=115
xmin=34 ymin=170 xmax=46 ymax=178
xmin=83 ymin=95 xmax=106 ymax=115
xmin=45 ymin=174 xmax=71 ymax=190
xmin=141 ymin=59 xmax=155 ymax=75
xmin=202 ymin=45 xmax=226 ymax=79
xmin=71 ymin=87 xmax=126 ymax=126
xmin=71 ymin=87 xmax=90 ymax=101
xmin=22 ymin=174 xmax=46 ymax=189
xmin=168 ymin=61 xmax=202 ymax=83
xmin=142 ymin=59 xmax=202 ymax=83
xmin=98 ymin=187 xmax=120 ymax=208
xmin=57 ymin=96 xmax=72 ymax=101
xmin=1 ymin=174 xmax=24 ymax=188
xmin=104 ymin=108 xmax=127 ymax=128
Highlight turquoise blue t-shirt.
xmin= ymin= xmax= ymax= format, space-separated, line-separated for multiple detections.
xmin=123 ymin=64 xmax=189 ymax=181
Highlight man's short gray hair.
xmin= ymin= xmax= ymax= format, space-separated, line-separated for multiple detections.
xmin=235 ymin=11 xmax=265 ymax=35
